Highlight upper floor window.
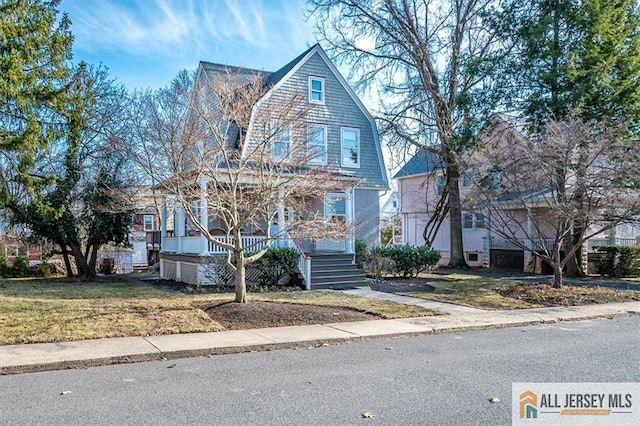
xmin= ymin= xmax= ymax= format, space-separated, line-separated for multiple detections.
xmin=309 ymin=77 xmax=325 ymax=104
xmin=308 ymin=124 xmax=327 ymax=164
xmin=269 ymin=120 xmax=290 ymax=160
xmin=341 ymin=127 xmax=360 ymax=167
xmin=436 ymin=175 xmax=446 ymax=196
xmin=143 ymin=215 xmax=154 ymax=231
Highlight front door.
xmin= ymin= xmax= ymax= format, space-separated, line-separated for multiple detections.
xmin=316 ymin=193 xmax=346 ymax=251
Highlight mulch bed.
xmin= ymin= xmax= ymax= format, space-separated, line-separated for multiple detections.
xmin=496 ymin=283 xmax=640 ymax=307
xmin=202 ymin=301 xmax=377 ymax=330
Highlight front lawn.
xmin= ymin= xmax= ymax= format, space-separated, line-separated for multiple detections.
xmin=376 ymin=272 xmax=640 ymax=310
xmin=0 ymin=276 xmax=439 ymax=345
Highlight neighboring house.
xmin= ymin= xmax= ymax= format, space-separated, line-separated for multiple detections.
xmin=394 ymin=147 xmax=487 ymax=267
xmin=99 ymin=187 xmax=161 ymax=273
xmin=0 ymin=234 xmax=41 ymax=266
xmin=158 ymin=44 xmax=388 ymax=287
xmin=380 ymin=191 xmax=401 ymax=246
xmin=394 ymin=116 xmax=640 ymax=272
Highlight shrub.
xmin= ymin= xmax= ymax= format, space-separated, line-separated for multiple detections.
xmin=253 ymin=247 xmax=300 ymax=286
xmin=35 ymin=262 xmax=54 ymax=277
xmin=593 ymin=245 xmax=640 ymax=277
xmin=355 ymin=239 xmax=368 ymax=267
xmin=11 ymin=255 xmax=30 ymax=278
xmin=370 ymin=245 xmax=441 ymax=278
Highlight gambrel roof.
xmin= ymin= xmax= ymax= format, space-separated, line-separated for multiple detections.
xmin=194 ymin=44 xmax=389 ymax=190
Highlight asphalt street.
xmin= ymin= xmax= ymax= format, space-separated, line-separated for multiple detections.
xmin=1 ymin=316 xmax=639 ymax=425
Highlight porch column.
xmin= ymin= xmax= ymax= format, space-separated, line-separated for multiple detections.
xmin=278 ymin=188 xmax=285 ymax=248
xmin=286 ymin=207 xmax=293 ymax=248
xmin=345 ymin=187 xmax=354 ymax=254
xmin=199 ymin=178 xmax=209 ymax=255
xmin=176 ymin=206 xmax=184 ymax=253
xmin=161 ymin=201 xmax=167 ymax=239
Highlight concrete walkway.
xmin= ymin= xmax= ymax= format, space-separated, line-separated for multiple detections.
xmin=2 ymin=293 xmax=639 ymax=375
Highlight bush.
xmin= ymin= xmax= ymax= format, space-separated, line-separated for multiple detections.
xmin=369 ymin=245 xmax=441 ymax=278
xmin=10 ymin=255 xmax=30 ymax=278
xmin=253 ymin=247 xmax=300 ymax=286
xmin=593 ymin=245 xmax=640 ymax=277
xmin=35 ymin=262 xmax=54 ymax=277
xmin=355 ymin=239 xmax=368 ymax=267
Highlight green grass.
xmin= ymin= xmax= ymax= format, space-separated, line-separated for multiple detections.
xmin=0 ymin=277 xmax=439 ymax=345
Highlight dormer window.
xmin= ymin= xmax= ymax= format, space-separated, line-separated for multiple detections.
xmin=309 ymin=76 xmax=324 ymax=104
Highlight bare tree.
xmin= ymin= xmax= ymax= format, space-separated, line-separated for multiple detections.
xmin=309 ymin=0 xmax=508 ymax=266
xmin=473 ymin=118 xmax=640 ymax=287
xmin=135 ymin=71 xmax=355 ymax=303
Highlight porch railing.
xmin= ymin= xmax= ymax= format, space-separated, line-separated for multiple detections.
xmin=587 ymin=238 xmax=638 ymax=251
xmin=161 ymin=235 xmax=269 ymax=254
xmin=490 ymin=238 xmax=555 ymax=251
xmin=208 ymin=236 xmax=269 ymax=254
xmin=291 ymin=239 xmax=311 ymax=290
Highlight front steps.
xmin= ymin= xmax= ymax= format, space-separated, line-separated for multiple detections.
xmin=304 ymin=252 xmax=369 ymax=289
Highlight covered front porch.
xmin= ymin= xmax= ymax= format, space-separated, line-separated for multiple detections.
xmin=158 ymin=182 xmax=360 ymax=288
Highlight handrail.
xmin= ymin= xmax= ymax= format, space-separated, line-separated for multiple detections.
xmin=291 ymin=239 xmax=312 ymax=290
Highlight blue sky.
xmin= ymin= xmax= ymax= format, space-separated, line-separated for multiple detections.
xmin=60 ymin=0 xmax=317 ymax=90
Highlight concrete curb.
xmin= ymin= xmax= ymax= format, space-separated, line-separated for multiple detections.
xmin=2 ymin=305 xmax=638 ymax=376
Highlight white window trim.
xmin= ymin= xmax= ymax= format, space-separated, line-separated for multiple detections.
xmin=143 ymin=214 xmax=154 ymax=231
xmin=308 ymin=124 xmax=327 ymax=165
xmin=269 ymin=119 xmax=290 ymax=160
xmin=325 ymin=193 xmax=346 ymax=219
xmin=308 ymin=76 xmax=325 ymax=104
xmin=341 ymin=127 xmax=360 ymax=168
xmin=463 ymin=212 xmax=485 ymax=229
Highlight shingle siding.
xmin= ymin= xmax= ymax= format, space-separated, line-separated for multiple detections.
xmin=354 ymin=188 xmax=381 ymax=247
xmin=267 ymin=51 xmax=387 ymax=189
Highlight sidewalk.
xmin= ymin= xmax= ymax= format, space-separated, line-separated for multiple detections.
xmin=2 ymin=292 xmax=639 ymax=375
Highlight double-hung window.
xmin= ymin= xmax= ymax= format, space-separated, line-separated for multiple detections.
xmin=269 ymin=120 xmax=290 ymax=160
xmin=341 ymin=127 xmax=360 ymax=167
xmin=143 ymin=215 xmax=154 ymax=231
xmin=325 ymin=193 xmax=346 ymax=223
xmin=463 ymin=213 xmax=486 ymax=229
xmin=309 ymin=77 xmax=324 ymax=103
xmin=308 ymin=125 xmax=327 ymax=164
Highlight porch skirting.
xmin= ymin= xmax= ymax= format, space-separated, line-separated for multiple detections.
xmin=159 ymin=253 xmax=225 ymax=286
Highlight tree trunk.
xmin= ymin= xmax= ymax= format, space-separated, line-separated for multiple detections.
xmin=445 ymin=156 xmax=468 ymax=268
xmin=68 ymin=240 xmax=96 ymax=280
xmin=60 ymin=245 xmax=73 ymax=277
xmin=551 ymin=261 xmax=563 ymax=288
xmin=234 ymin=251 xmax=247 ymax=303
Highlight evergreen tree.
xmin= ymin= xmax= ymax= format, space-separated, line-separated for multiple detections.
xmin=495 ymin=0 xmax=640 ymax=126
xmin=0 ymin=0 xmax=77 ymax=203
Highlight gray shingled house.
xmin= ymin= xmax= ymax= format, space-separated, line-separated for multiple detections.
xmin=158 ymin=44 xmax=388 ymax=288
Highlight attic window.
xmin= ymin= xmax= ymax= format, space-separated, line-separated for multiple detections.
xmin=309 ymin=77 xmax=324 ymax=104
